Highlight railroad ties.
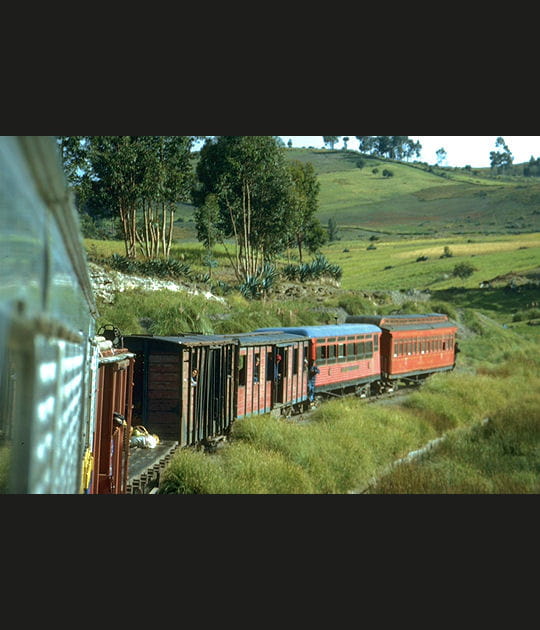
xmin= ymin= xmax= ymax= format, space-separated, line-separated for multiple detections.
xmin=126 ymin=440 xmax=179 ymax=494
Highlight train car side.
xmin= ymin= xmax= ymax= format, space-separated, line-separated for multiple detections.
xmin=89 ymin=339 xmax=136 ymax=494
xmin=122 ymin=334 xmax=237 ymax=447
xmin=229 ymin=332 xmax=310 ymax=418
xmin=255 ymin=325 xmax=382 ymax=398
xmin=346 ymin=314 xmax=458 ymax=386
xmin=0 ymin=137 xmax=98 ymax=494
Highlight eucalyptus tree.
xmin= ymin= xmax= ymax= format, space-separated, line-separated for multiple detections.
xmin=286 ymin=159 xmax=326 ymax=262
xmin=138 ymin=136 xmax=193 ymax=259
xmin=192 ymin=136 xmax=292 ymax=284
xmin=322 ymin=136 xmax=341 ymax=149
xmin=354 ymin=136 xmax=421 ymax=160
xmin=58 ymin=136 xmax=195 ymax=259
xmin=490 ymin=137 xmax=513 ymax=173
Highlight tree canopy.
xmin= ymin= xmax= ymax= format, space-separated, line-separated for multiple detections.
xmin=354 ymin=136 xmax=421 ymax=160
xmin=58 ymin=136 xmax=195 ymax=258
xmin=192 ymin=136 xmax=294 ymax=283
xmin=490 ymin=137 xmax=513 ymax=172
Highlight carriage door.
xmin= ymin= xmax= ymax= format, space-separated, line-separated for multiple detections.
xmin=274 ymin=344 xmax=289 ymax=404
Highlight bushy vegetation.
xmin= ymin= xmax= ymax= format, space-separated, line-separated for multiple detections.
xmin=369 ymin=355 xmax=540 ymax=493
xmin=109 ymin=253 xmax=193 ymax=280
xmin=238 ymin=263 xmax=279 ymax=300
xmin=282 ymin=254 xmax=342 ymax=282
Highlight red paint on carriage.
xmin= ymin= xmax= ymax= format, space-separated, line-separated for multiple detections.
xmin=345 ymin=314 xmax=458 ymax=382
xmin=255 ymin=325 xmax=382 ymax=395
xmin=230 ymin=332 xmax=309 ymax=418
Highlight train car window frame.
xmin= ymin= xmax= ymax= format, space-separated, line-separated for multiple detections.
xmin=265 ymin=353 xmax=273 ymax=381
xmin=326 ymin=337 xmax=337 ymax=365
xmin=366 ymin=340 xmax=373 ymax=358
xmin=316 ymin=343 xmax=325 ymax=364
xmin=292 ymin=347 xmax=299 ymax=375
xmin=337 ymin=338 xmax=346 ymax=362
xmin=253 ymin=351 xmax=260 ymax=383
xmin=238 ymin=353 xmax=246 ymax=386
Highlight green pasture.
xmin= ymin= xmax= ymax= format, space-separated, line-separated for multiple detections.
xmin=283 ymin=148 xmax=540 ymax=236
xmin=324 ymin=232 xmax=540 ymax=292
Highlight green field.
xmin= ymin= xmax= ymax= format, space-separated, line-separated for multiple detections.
xmin=324 ymin=233 xmax=540 ymax=292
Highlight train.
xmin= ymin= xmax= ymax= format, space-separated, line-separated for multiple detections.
xmin=0 ymin=136 xmax=459 ymax=494
xmin=120 ymin=315 xmax=457 ymax=456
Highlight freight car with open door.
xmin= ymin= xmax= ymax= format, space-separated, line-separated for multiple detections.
xmin=122 ymin=334 xmax=237 ymax=448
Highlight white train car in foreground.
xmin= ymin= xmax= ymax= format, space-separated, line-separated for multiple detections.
xmin=0 ymin=136 xmax=99 ymax=493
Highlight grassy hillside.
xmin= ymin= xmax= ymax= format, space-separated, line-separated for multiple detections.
xmin=285 ymin=148 xmax=540 ymax=238
xmin=175 ymin=147 xmax=540 ymax=241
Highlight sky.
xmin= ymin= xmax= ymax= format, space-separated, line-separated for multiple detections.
xmin=278 ymin=136 xmax=540 ymax=168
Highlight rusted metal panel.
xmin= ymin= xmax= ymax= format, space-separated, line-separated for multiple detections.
xmin=90 ymin=348 xmax=135 ymax=494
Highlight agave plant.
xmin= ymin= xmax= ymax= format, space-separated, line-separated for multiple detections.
xmin=239 ymin=263 xmax=278 ymax=300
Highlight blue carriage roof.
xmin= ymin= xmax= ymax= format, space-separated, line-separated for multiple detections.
xmin=223 ymin=331 xmax=310 ymax=346
xmin=254 ymin=324 xmax=381 ymax=338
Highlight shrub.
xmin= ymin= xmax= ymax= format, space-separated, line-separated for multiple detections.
xmin=108 ymin=254 xmax=192 ymax=280
xmin=282 ymin=255 xmax=342 ymax=283
xmin=453 ymin=262 xmax=476 ymax=278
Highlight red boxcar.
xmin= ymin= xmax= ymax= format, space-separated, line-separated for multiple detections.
xmin=90 ymin=342 xmax=136 ymax=494
xmin=229 ymin=331 xmax=310 ymax=418
xmin=256 ymin=324 xmax=382 ymax=398
xmin=346 ymin=314 xmax=458 ymax=386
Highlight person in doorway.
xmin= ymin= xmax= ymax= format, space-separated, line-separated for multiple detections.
xmin=254 ymin=356 xmax=260 ymax=383
xmin=308 ymin=360 xmax=320 ymax=404
xmin=274 ymin=352 xmax=282 ymax=381
xmin=191 ymin=368 xmax=198 ymax=387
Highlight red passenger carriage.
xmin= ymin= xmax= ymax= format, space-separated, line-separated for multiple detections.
xmin=256 ymin=324 xmax=382 ymax=398
xmin=346 ymin=314 xmax=458 ymax=387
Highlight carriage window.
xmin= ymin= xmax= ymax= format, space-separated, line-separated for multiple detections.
xmin=347 ymin=343 xmax=355 ymax=358
xmin=373 ymin=335 xmax=378 ymax=352
xmin=337 ymin=343 xmax=345 ymax=361
xmin=317 ymin=344 xmax=329 ymax=363
xmin=292 ymin=348 xmax=298 ymax=374
xmin=253 ymin=352 xmax=260 ymax=382
xmin=365 ymin=341 xmax=373 ymax=358
xmin=326 ymin=339 xmax=337 ymax=364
